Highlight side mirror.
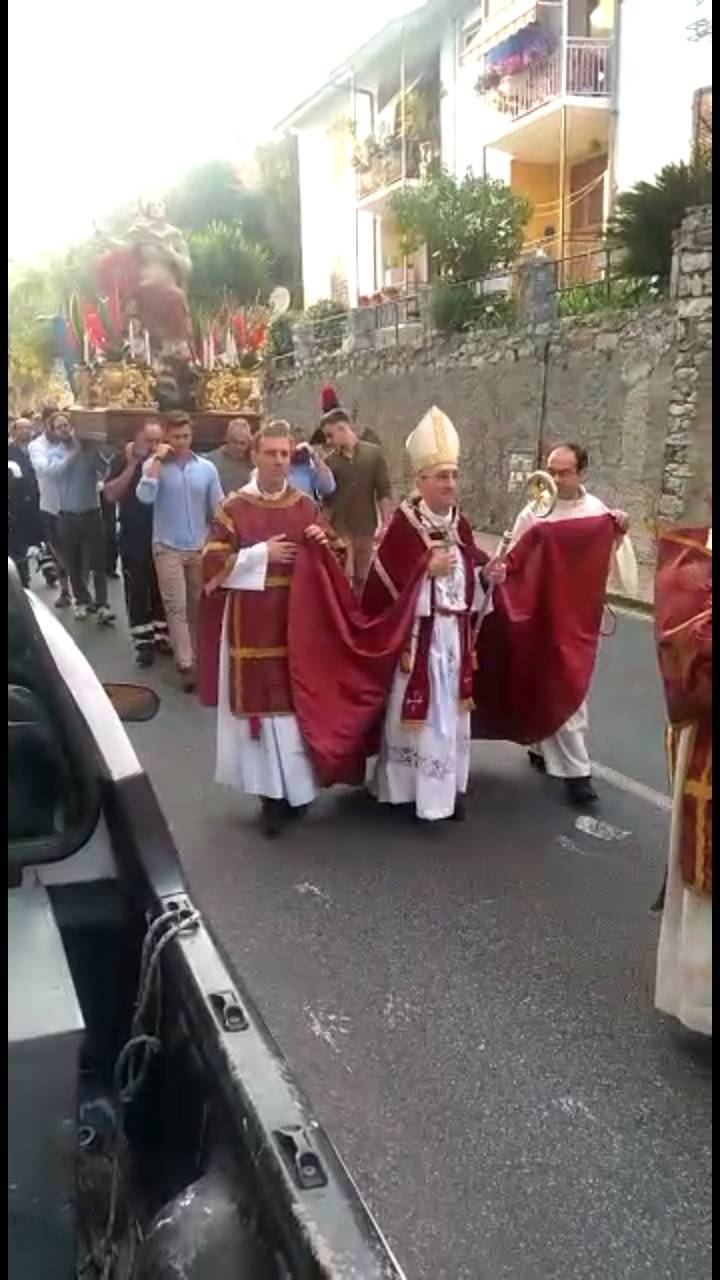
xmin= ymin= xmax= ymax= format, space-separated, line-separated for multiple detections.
xmin=103 ymin=683 xmax=160 ymax=723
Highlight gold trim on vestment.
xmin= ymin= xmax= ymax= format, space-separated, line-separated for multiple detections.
xmin=232 ymin=487 xmax=306 ymax=510
xmin=266 ymin=575 xmax=292 ymax=588
xmin=230 ymin=645 xmax=289 ymax=659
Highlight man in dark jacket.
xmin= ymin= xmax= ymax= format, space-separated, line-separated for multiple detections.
xmin=8 ymin=417 xmax=42 ymax=586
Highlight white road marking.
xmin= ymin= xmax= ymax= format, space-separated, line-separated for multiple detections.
xmin=294 ymin=881 xmax=332 ymax=907
xmin=591 ymin=761 xmax=671 ymax=812
xmin=575 ymin=815 xmax=631 ymax=842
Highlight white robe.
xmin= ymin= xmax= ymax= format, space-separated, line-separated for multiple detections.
xmin=373 ymin=513 xmax=488 ymax=821
xmin=214 ymin=485 xmax=317 ymax=808
xmin=654 ymin=726 xmax=713 ymax=1035
xmin=510 ymin=490 xmax=638 ymax=780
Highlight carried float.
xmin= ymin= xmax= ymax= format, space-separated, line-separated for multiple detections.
xmin=65 ymin=202 xmax=272 ymax=449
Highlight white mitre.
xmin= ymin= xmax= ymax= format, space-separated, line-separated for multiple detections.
xmin=405 ymin=406 xmax=460 ymax=476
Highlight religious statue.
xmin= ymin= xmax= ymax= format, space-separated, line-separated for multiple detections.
xmin=95 ymin=200 xmax=193 ymax=350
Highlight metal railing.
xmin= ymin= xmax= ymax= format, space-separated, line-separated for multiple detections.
xmin=488 ymin=37 xmax=612 ymax=122
xmin=270 ymin=247 xmax=665 ymax=367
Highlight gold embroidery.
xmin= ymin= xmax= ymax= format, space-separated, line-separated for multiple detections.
xmin=266 ymin=575 xmax=292 ymax=588
xmin=234 ymin=488 xmax=305 ymax=510
xmin=231 ymin=645 xmax=289 ymax=659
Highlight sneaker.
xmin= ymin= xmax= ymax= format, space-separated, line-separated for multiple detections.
xmin=96 ymin=607 xmax=116 ymax=627
xmin=55 ymin=592 xmax=72 ymax=610
xmin=565 ymin=777 xmax=599 ymax=807
xmin=135 ymin=647 xmax=155 ymax=668
xmin=74 ymin=605 xmax=89 ymax=621
xmin=154 ymin=637 xmax=173 ymax=657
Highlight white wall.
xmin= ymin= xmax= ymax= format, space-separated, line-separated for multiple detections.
xmin=296 ymin=125 xmax=358 ymax=307
xmin=615 ymin=0 xmax=712 ymax=192
xmin=440 ymin=18 xmax=511 ymax=183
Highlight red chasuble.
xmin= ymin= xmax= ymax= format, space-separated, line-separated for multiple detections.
xmin=362 ymin=500 xmax=482 ymax=726
xmin=654 ymin=526 xmax=712 ymax=896
xmin=472 ymin=514 xmax=617 ymax=744
xmin=199 ymin=487 xmax=319 ymax=718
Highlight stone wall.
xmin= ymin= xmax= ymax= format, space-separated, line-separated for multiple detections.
xmin=659 ymin=205 xmax=712 ymax=524
xmin=267 ymin=208 xmax=712 ymax=568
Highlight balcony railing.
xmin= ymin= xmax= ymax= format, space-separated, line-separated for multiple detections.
xmin=487 ymin=38 xmax=612 ymax=123
xmin=355 ymin=138 xmax=438 ymax=201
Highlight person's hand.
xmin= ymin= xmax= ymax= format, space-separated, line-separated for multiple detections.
xmin=155 ymin=442 xmax=174 ymax=462
xmin=610 ymin=509 xmax=630 ymax=535
xmin=305 ymin=524 xmax=328 ymax=546
xmin=267 ymin=534 xmax=298 ymax=564
xmin=428 ymin=548 xmax=455 ymax=578
xmin=484 ymin=556 xmax=507 ymax=585
xmin=124 ymin=441 xmax=137 ymax=465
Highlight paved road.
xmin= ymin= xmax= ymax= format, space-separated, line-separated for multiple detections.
xmin=68 ymin=586 xmax=711 ymax=1280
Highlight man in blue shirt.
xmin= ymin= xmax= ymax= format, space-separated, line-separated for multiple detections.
xmin=33 ymin=412 xmax=115 ymax=625
xmin=289 ymin=425 xmax=336 ymax=502
xmin=137 ymin=411 xmax=224 ymax=691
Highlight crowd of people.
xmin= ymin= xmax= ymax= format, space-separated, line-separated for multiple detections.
xmin=7 ymin=388 xmax=711 ymax=1037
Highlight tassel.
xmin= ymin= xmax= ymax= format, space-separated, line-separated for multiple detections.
xmin=400 ymin=649 xmax=413 ymax=674
xmin=249 ymin=716 xmax=262 ymax=740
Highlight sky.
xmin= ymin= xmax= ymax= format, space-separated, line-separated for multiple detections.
xmin=7 ymin=0 xmax=416 ymax=264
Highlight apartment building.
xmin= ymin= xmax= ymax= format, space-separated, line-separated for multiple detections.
xmin=280 ymin=0 xmax=712 ymax=307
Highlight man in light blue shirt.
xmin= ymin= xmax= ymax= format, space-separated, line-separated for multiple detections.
xmin=289 ymin=426 xmax=336 ymax=502
xmin=137 ymin=411 xmax=224 ymax=690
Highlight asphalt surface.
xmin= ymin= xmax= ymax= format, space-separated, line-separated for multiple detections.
xmin=63 ymin=584 xmax=711 ymax=1280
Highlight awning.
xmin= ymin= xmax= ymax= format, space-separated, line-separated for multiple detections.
xmin=467 ymin=2 xmax=539 ymax=57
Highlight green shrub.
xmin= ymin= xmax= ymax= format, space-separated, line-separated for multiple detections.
xmin=305 ymin=298 xmax=348 ymax=354
xmin=558 ymin=275 xmax=664 ymax=318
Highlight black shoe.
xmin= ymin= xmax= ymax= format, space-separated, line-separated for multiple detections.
xmin=260 ymin=798 xmax=285 ymax=838
xmin=135 ymin=647 xmax=155 ymax=668
xmin=54 ymin=592 xmax=72 ymax=610
xmin=449 ymin=798 xmax=466 ymax=822
xmin=284 ymin=802 xmax=309 ymax=821
xmin=528 ymin=751 xmax=546 ymax=774
xmin=155 ymin=637 xmax=173 ymax=657
xmin=178 ymin=667 xmax=196 ymax=693
xmin=566 ymin=777 xmax=599 ymax=807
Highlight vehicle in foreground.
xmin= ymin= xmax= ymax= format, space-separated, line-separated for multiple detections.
xmin=7 ymin=563 xmax=404 ymax=1279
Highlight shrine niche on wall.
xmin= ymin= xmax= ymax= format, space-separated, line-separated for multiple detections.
xmin=507 ymin=451 xmax=535 ymax=493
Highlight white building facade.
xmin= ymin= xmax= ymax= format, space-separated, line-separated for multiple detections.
xmin=282 ymin=0 xmax=712 ymax=308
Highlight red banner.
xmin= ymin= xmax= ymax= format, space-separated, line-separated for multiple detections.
xmin=472 ymin=515 xmax=616 ymax=744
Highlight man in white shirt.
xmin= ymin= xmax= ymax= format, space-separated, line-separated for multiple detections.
xmin=28 ymin=407 xmax=72 ymax=608
xmin=510 ymin=442 xmax=635 ymax=805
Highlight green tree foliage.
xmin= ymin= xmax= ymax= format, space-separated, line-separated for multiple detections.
xmin=611 ymin=159 xmax=712 ymax=280
xmin=186 ymin=222 xmax=271 ymax=310
xmin=166 ymin=160 xmax=245 ymax=232
xmin=389 ymin=169 xmax=532 ymax=281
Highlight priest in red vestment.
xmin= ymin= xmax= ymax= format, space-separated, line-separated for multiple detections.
xmin=653 ymin=523 xmax=712 ymax=1035
xmin=200 ymin=421 xmax=329 ymax=836
xmin=362 ymin=407 xmax=506 ymax=822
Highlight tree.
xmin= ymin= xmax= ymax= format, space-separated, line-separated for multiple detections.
xmin=166 ymin=160 xmax=245 ymax=231
xmin=186 ymin=221 xmax=270 ymax=311
xmin=388 ymin=169 xmax=532 ymax=281
xmin=611 ymin=158 xmax=712 ymax=280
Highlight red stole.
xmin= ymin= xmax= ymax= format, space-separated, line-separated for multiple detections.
xmin=655 ymin=525 xmax=712 ymax=895
xmin=362 ymin=502 xmax=482 ymax=726
xmin=200 ymin=487 xmax=318 ymax=722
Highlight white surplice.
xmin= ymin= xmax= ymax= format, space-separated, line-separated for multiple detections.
xmin=510 ymin=489 xmax=639 ymax=779
xmin=372 ymin=504 xmax=488 ymax=821
xmin=654 ymin=725 xmax=713 ymax=1035
xmin=215 ymin=481 xmax=317 ymax=808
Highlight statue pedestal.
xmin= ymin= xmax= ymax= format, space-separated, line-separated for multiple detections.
xmin=70 ymin=408 xmax=260 ymax=451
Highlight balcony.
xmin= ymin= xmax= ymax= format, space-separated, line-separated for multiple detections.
xmin=484 ymin=37 xmax=611 ymax=123
xmin=354 ymin=136 xmax=438 ymax=211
